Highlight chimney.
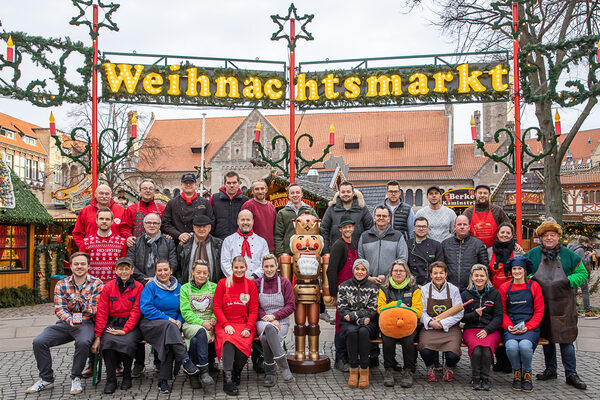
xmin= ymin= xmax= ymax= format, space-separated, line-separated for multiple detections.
xmin=306 ymin=168 xmax=319 ymax=183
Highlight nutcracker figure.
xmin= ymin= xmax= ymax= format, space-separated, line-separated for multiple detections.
xmin=280 ymin=212 xmax=330 ymax=371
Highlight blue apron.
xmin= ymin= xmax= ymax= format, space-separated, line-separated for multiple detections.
xmin=502 ymin=279 xmax=540 ymax=346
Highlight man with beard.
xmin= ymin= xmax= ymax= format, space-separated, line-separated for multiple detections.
xmin=121 ymin=179 xmax=165 ymax=248
xmin=525 ymin=221 xmax=588 ymax=390
xmin=415 ymin=186 xmax=456 ymax=243
xmin=274 ymin=183 xmax=318 ymax=258
xmin=210 ymin=171 xmax=249 ymax=240
xmin=463 ymin=184 xmax=510 ymax=249
xmin=241 ymin=180 xmax=276 ymax=252
xmin=407 ymin=217 xmax=444 ymax=286
xmin=177 ymin=214 xmax=223 ymax=285
xmin=377 ymin=181 xmax=414 ymax=241
xmin=221 ymin=210 xmax=269 ymax=279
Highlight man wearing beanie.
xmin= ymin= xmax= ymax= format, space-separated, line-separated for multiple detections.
xmin=524 ymin=220 xmax=588 ymax=390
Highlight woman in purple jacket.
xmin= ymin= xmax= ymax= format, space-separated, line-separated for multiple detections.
xmin=255 ymin=254 xmax=296 ymax=387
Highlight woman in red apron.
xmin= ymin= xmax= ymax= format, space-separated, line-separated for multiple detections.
xmin=213 ymin=256 xmax=259 ymax=396
xmin=418 ymin=261 xmax=463 ymax=383
xmin=487 ymin=222 xmax=523 ymax=372
xmin=326 ymin=218 xmax=358 ymax=372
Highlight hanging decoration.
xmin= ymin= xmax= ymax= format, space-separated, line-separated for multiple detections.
xmin=0 ymin=153 xmax=16 ymax=209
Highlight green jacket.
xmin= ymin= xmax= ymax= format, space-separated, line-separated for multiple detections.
xmin=274 ymin=201 xmax=318 ymax=257
xmin=525 ymin=245 xmax=588 ymax=287
xmin=180 ymin=281 xmax=217 ymax=326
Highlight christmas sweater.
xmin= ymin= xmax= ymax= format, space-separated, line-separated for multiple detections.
xmin=81 ymin=232 xmax=128 ymax=282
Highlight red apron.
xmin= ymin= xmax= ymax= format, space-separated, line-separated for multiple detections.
xmin=214 ymin=279 xmax=255 ymax=359
xmin=469 ymin=205 xmax=498 ymax=248
xmin=335 ymin=242 xmax=358 ymax=333
xmin=489 ymin=251 xmax=513 ymax=290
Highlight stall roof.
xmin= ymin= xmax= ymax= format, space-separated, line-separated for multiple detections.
xmin=0 ymin=171 xmax=54 ymax=225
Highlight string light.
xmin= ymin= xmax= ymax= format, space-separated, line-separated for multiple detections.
xmin=295 ymin=73 xmax=319 ymax=101
xmin=243 ymin=77 xmax=264 ymax=99
xmin=433 ymin=71 xmax=453 ymax=93
xmin=457 ymin=63 xmax=486 ymax=93
xmin=366 ymin=75 xmax=401 ymax=97
xmin=103 ymin=63 xmax=144 ymax=93
xmin=488 ymin=64 xmax=509 ymax=91
xmin=264 ymin=78 xmax=283 ymax=99
xmin=167 ymin=65 xmax=181 ymax=95
xmin=407 ymin=73 xmax=429 ymax=95
xmin=185 ymin=68 xmax=211 ymax=97
xmin=343 ymin=76 xmax=361 ymax=98
xmin=321 ymin=73 xmax=340 ymax=99
xmin=142 ymin=72 xmax=163 ymax=95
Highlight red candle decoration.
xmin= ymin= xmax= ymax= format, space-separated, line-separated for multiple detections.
xmin=597 ymin=39 xmax=600 ymax=63
xmin=470 ymin=116 xmax=477 ymax=141
xmin=254 ymin=120 xmax=261 ymax=143
xmin=131 ymin=115 xmax=138 ymax=138
xmin=49 ymin=112 xmax=56 ymax=137
xmin=554 ymin=110 xmax=561 ymax=136
xmin=329 ymin=123 xmax=335 ymax=146
xmin=6 ymin=35 xmax=13 ymax=63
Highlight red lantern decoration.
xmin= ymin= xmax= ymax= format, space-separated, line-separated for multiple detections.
xmin=131 ymin=115 xmax=138 ymax=138
xmin=254 ymin=120 xmax=261 ymax=143
xmin=49 ymin=112 xmax=56 ymax=137
xmin=554 ymin=110 xmax=561 ymax=136
xmin=329 ymin=123 xmax=335 ymax=146
xmin=470 ymin=116 xmax=477 ymax=141
xmin=6 ymin=35 xmax=13 ymax=63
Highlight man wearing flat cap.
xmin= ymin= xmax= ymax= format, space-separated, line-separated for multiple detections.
xmin=162 ymin=173 xmax=214 ymax=246
xmin=524 ymin=220 xmax=588 ymax=390
xmin=463 ymin=184 xmax=510 ymax=248
xmin=176 ymin=214 xmax=223 ymax=285
xmin=326 ymin=215 xmax=359 ymax=372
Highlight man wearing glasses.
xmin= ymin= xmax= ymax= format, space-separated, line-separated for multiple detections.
xmin=407 ymin=217 xmax=444 ymax=285
xmin=121 ymin=179 xmax=166 ymax=248
xmin=378 ymin=181 xmax=414 ymax=242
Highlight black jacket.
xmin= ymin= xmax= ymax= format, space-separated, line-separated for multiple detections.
xmin=127 ymin=234 xmax=178 ymax=283
xmin=407 ymin=237 xmax=444 ymax=285
xmin=176 ymin=234 xmax=223 ymax=285
xmin=162 ymin=195 xmax=214 ymax=241
xmin=320 ymin=190 xmax=373 ymax=253
xmin=460 ymin=285 xmax=503 ymax=334
xmin=210 ymin=188 xmax=249 ymax=240
xmin=327 ymin=238 xmax=359 ymax=297
xmin=441 ymin=235 xmax=489 ymax=291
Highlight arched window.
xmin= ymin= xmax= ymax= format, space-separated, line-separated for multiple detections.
xmin=590 ymin=191 xmax=595 ymax=204
xmin=173 ymin=188 xmax=181 ymax=198
xmin=596 ymin=191 xmax=600 ymax=204
xmin=415 ymin=189 xmax=423 ymax=206
xmin=163 ymin=188 xmax=171 ymax=198
xmin=405 ymin=189 xmax=414 ymax=206
xmin=583 ymin=191 xmax=589 ymax=204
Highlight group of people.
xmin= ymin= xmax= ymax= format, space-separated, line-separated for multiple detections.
xmin=25 ymin=175 xmax=590 ymax=395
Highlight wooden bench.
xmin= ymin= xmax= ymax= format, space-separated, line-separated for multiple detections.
xmin=369 ymin=337 xmax=550 ymax=347
xmin=92 ymin=340 xmax=147 ymax=386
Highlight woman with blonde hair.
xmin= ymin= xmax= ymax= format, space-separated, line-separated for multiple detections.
xmin=377 ymin=260 xmax=422 ymax=388
xmin=255 ymin=254 xmax=295 ymax=386
xmin=460 ymin=264 xmax=503 ymax=391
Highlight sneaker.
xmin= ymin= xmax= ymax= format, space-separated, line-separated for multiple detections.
xmin=400 ymin=369 xmax=414 ymax=388
xmin=70 ymin=377 xmax=83 ymax=395
xmin=158 ymin=379 xmax=171 ymax=394
xmin=25 ymin=379 xmax=54 ymax=393
xmin=585 ymin=311 xmax=600 ymax=319
xmin=426 ymin=366 xmax=437 ymax=382
xmin=182 ymin=358 xmax=199 ymax=375
xmin=320 ymin=311 xmax=335 ymax=324
xmin=131 ymin=364 xmax=145 ymax=378
xmin=480 ymin=377 xmax=491 ymax=391
xmin=442 ymin=367 xmax=453 ymax=382
xmin=471 ymin=377 xmax=481 ymax=390
xmin=383 ymin=368 xmax=395 ymax=387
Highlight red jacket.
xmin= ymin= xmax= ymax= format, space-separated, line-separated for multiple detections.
xmin=94 ymin=278 xmax=144 ymax=337
xmin=72 ymin=198 xmax=125 ymax=250
xmin=120 ymin=200 xmax=165 ymax=238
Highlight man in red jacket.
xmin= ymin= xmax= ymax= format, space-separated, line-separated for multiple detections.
xmin=72 ymin=185 xmax=125 ymax=250
xmin=121 ymin=179 xmax=165 ymax=247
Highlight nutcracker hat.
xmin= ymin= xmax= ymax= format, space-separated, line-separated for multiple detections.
xmin=535 ymin=220 xmax=563 ymax=237
xmin=504 ymin=255 xmax=533 ymax=277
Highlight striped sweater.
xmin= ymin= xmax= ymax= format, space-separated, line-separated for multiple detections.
xmin=337 ymin=277 xmax=378 ymax=325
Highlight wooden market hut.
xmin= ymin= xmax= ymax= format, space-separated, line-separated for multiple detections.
xmin=0 ymin=171 xmax=53 ymax=289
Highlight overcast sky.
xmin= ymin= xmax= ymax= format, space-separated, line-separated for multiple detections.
xmin=1 ymin=0 xmax=598 ymax=143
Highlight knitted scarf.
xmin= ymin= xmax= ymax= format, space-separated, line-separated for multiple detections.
xmin=389 ymin=277 xmax=409 ymax=290
xmin=153 ymin=275 xmax=178 ymax=291
xmin=541 ymin=243 xmax=562 ymax=262
xmin=492 ymin=239 xmax=515 ymax=269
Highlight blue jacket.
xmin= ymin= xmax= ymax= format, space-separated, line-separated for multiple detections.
xmin=140 ymin=279 xmax=184 ymax=323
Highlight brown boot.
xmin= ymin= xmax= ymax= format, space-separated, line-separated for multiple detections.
xmin=348 ymin=368 xmax=359 ymax=388
xmin=359 ymin=367 xmax=370 ymax=389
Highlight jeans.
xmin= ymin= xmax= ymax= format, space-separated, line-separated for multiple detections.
xmin=32 ymin=320 xmax=94 ymax=381
xmin=260 ymin=324 xmax=285 ymax=364
xmin=420 ymin=348 xmax=460 ymax=368
xmin=505 ymin=339 xmax=534 ymax=372
xmin=574 ymin=282 xmax=591 ymax=312
xmin=188 ymin=329 xmax=209 ymax=366
xmin=345 ymin=327 xmax=371 ymax=369
xmin=542 ymin=342 xmax=577 ymax=377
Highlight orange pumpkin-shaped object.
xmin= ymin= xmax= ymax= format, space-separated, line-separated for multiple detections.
xmin=379 ymin=302 xmax=418 ymax=339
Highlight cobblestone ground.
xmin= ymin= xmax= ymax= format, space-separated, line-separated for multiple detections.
xmin=3 ymin=330 xmax=600 ymax=400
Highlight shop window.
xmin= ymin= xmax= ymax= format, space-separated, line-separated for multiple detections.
xmin=415 ymin=189 xmax=423 ymax=206
xmin=0 ymin=225 xmax=29 ymax=273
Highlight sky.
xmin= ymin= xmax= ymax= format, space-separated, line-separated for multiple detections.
xmin=1 ymin=0 xmax=598 ymax=143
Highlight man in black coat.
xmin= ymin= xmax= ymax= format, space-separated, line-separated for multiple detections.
xmin=441 ymin=215 xmax=489 ymax=291
xmin=407 ymin=216 xmax=444 ymax=285
xmin=176 ymin=215 xmax=223 ymax=285
xmin=162 ymin=173 xmax=214 ymax=245
xmin=209 ymin=171 xmax=249 ymax=240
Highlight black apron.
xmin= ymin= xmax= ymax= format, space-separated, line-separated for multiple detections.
xmin=532 ymin=256 xmax=577 ymax=343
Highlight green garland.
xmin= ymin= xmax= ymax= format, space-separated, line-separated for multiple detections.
xmin=101 ymin=62 xmax=288 ymax=109
xmin=33 ymin=243 xmax=68 ymax=302
xmin=0 ymin=31 xmax=93 ymax=107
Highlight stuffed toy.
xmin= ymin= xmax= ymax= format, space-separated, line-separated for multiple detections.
xmin=379 ymin=301 xmax=418 ymax=339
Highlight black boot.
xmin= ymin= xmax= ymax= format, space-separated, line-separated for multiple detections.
xmin=189 ymin=374 xmax=202 ymax=389
xmin=223 ymin=371 xmax=239 ymax=396
xmin=536 ymin=368 xmax=557 ymax=381
xmin=480 ymin=348 xmax=492 ymax=391
xmin=103 ymin=381 xmax=117 ymax=394
xmin=199 ymin=364 xmax=215 ymax=386
xmin=121 ymin=357 xmax=133 ymax=390
xmin=470 ymin=346 xmax=483 ymax=390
